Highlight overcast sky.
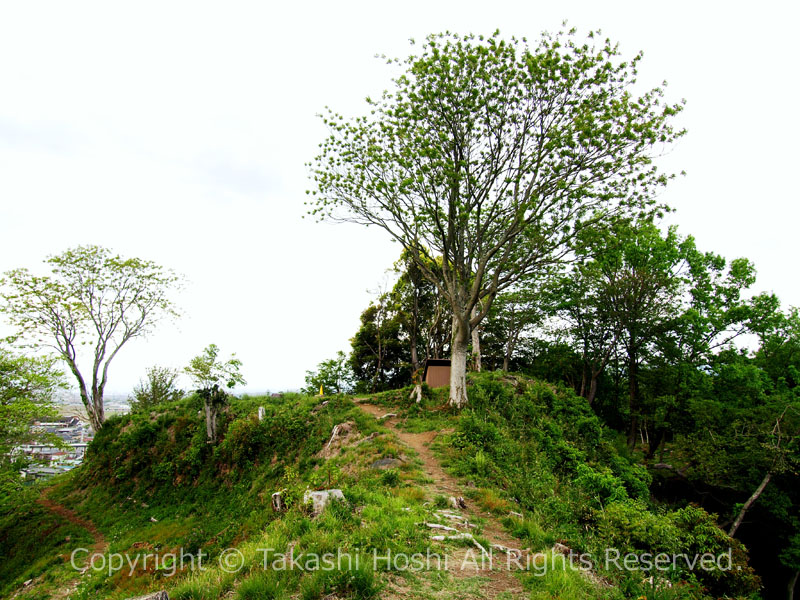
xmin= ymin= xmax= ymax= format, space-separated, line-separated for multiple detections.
xmin=1 ymin=1 xmax=797 ymax=394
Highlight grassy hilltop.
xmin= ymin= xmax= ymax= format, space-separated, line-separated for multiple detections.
xmin=1 ymin=373 xmax=760 ymax=600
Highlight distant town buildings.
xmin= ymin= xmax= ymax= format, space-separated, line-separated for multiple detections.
xmin=16 ymin=416 xmax=94 ymax=482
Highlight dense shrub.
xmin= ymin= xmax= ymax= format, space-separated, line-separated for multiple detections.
xmin=435 ymin=372 xmax=757 ymax=598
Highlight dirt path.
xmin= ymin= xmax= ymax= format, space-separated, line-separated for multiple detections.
xmin=356 ymin=402 xmax=529 ymax=599
xmin=39 ymin=490 xmax=106 ymax=557
xmin=28 ymin=490 xmax=109 ymax=600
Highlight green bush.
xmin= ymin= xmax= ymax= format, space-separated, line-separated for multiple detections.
xmin=380 ymin=469 xmax=399 ymax=487
xmin=596 ymin=500 xmax=683 ymax=554
xmin=594 ymin=500 xmax=760 ymax=596
xmin=300 ymin=558 xmax=379 ymax=600
xmin=573 ymin=464 xmax=630 ymax=509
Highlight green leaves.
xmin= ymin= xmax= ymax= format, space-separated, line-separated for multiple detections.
xmin=0 ymin=346 xmax=64 ymax=484
xmin=303 ymin=350 xmax=353 ymax=395
xmin=308 ymin=28 xmax=684 ymax=407
xmin=185 ymin=343 xmax=246 ymax=391
xmin=129 ymin=365 xmax=184 ymax=413
xmin=0 ymin=245 xmax=182 ymax=430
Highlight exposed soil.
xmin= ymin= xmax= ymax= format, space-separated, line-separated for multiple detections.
xmin=30 ymin=489 xmax=108 ymax=600
xmin=356 ymin=401 xmax=529 ymax=599
xmin=38 ymin=490 xmax=106 ymax=557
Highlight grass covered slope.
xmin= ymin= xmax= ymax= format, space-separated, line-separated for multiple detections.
xmin=1 ymin=374 xmax=762 ymax=600
xmin=369 ymin=372 xmax=761 ymax=599
xmin=3 ymin=392 xmax=406 ymax=598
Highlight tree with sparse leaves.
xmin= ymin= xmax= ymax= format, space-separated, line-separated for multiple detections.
xmin=185 ymin=344 xmax=245 ymax=443
xmin=129 ymin=366 xmax=184 ymax=413
xmin=308 ymin=29 xmax=684 ymax=407
xmin=1 ymin=245 xmax=181 ymax=431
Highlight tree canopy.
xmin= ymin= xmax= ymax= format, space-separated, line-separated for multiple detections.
xmin=308 ymin=29 xmax=684 ymax=407
xmin=128 ymin=366 xmax=184 ymax=413
xmin=1 ymin=245 xmax=181 ymax=431
xmin=185 ymin=344 xmax=246 ymax=443
xmin=0 ymin=346 xmax=64 ymax=493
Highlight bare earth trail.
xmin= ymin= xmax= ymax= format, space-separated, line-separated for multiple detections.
xmin=38 ymin=491 xmax=107 ymax=557
xmin=356 ymin=401 xmax=529 ymax=599
xmin=29 ymin=490 xmax=108 ymax=600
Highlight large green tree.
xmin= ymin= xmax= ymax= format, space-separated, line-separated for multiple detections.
xmin=662 ymin=347 xmax=800 ymax=598
xmin=643 ymin=246 xmax=758 ymax=457
xmin=481 ymin=283 xmax=548 ymax=372
xmin=1 ymin=245 xmax=181 ymax=431
xmin=548 ymin=262 xmax=619 ymax=406
xmin=308 ymin=30 xmax=684 ymax=407
xmin=349 ymin=298 xmax=409 ymax=393
xmin=564 ymin=220 xmax=690 ymax=446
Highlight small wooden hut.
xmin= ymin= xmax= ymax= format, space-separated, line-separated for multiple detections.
xmin=423 ymin=359 xmax=451 ymax=388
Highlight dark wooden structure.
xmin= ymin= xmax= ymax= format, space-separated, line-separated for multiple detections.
xmin=423 ymin=359 xmax=451 ymax=388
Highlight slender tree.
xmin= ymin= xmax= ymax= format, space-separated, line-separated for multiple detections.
xmin=308 ymin=30 xmax=683 ymax=407
xmin=350 ymin=296 xmax=408 ymax=392
xmin=553 ymin=269 xmax=619 ymax=405
xmin=185 ymin=344 xmax=245 ymax=443
xmin=484 ymin=284 xmax=547 ymax=372
xmin=1 ymin=245 xmax=181 ymax=431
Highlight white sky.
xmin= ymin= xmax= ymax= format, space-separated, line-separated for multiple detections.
xmin=1 ymin=1 xmax=798 ymax=394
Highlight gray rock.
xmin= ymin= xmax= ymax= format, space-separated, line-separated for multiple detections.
xmin=370 ymin=457 xmax=402 ymax=470
xmin=124 ymin=592 xmax=169 ymax=600
xmin=553 ymin=542 xmax=572 ymax=555
xmin=448 ymin=496 xmax=467 ymax=509
xmin=303 ymin=489 xmax=346 ymax=516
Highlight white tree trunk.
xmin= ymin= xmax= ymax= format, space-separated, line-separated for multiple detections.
xmin=471 ymin=304 xmax=481 ymax=372
xmin=729 ymin=471 xmax=772 ymax=537
xmin=449 ymin=314 xmax=470 ymax=408
xmin=205 ymin=401 xmax=216 ymax=443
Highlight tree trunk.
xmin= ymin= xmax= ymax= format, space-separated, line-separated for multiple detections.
xmin=83 ymin=390 xmax=103 ymax=433
xmin=627 ymin=357 xmax=639 ymax=449
xmin=646 ymin=429 xmax=665 ymax=459
xmin=449 ymin=314 xmax=470 ymax=408
xmin=471 ymin=305 xmax=481 ymax=372
xmin=410 ymin=331 xmax=420 ymax=374
xmin=373 ymin=337 xmax=382 ymax=393
xmin=92 ymin=389 xmax=105 ymax=430
xmin=410 ymin=288 xmax=420 ymax=373
xmin=728 ymin=471 xmax=772 ymax=537
xmin=503 ymin=327 xmax=520 ymax=373
xmin=205 ymin=400 xmax=216 ymax=443
xmin=579 ymin=368 xmax=587 ymax=399
xmin=586 ymin=376 xmax=598 ymax=405
xmin=65 ymin=357 xmax=102 ymax=432
xmin=787 ymin=569 xmax=798 ymax=600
